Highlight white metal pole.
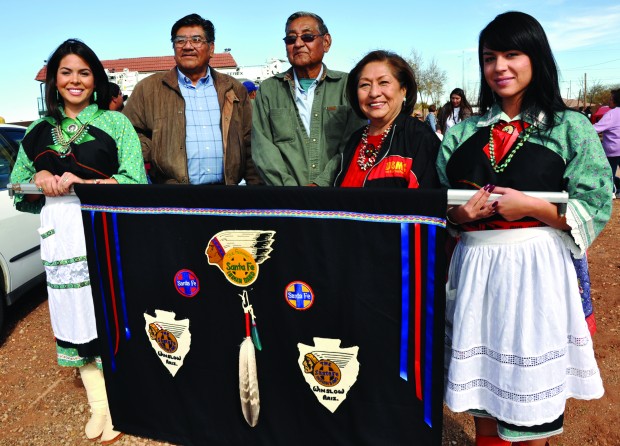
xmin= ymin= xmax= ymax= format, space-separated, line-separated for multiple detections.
xmin=6 ymin=183 xmax=569 ymax=215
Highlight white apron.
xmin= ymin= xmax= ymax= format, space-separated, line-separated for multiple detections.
xmin=38 ymin=195 xmax=98 ymax=344
xmin=444 ymin=227 xmax=604 ymax=426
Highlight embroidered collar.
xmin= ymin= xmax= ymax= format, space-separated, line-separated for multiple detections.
xmin=499 ymin=111 xmax=521 ymax=122
xmin=477 ymin=104 xmax=546 ymax=128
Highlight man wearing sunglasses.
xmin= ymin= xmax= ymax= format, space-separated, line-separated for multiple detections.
xmin=252 ymin=11 xmax=365 ymax=186
xmin=123 ymin=13 xmax=261 ymax=185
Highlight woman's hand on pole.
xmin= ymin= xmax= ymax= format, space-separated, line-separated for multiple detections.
xmin=448 ymin=184 xmax=496 ymax=225
xmin=34 ymin=170 xmax=61 ymax=197
xmin=54 ymin=172 xmax=84 ymax=195
xmin=492 ymin=186 xmax=569 ymax=229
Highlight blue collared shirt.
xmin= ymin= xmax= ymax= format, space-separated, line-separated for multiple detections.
xmin=293 ymin=66 xmax=323 ymax=136
xmin=177 ymin=67 xmax=224 ymax=184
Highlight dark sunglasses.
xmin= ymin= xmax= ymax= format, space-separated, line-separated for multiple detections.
xmin=283 ymin=33 xmax=325 ymax=45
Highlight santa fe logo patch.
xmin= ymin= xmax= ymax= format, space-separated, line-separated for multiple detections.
xmin=285 ymin=281 xmax=315 ymax=310
xmin=144 ymin=309 xmax=192 ymax=377
xmin=205 ymin=230 xmax=275 ymax=287
xmin=297 ymin=338 xmax=360 ymax=413
xmin=174 ymin=269 xmax=199 ymax=298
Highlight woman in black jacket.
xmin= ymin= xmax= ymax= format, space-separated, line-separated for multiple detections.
xmin=334 ymin=50 xmax=440 ymax=189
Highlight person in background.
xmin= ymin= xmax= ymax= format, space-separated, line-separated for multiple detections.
xmin=10 ymin=39 xmax=148 ymax=444
xmin=335 ymin=50 xmax=439 ymax=188
xmin=437 ymin=11 xmax=611 ymax=446
xmin=593 ymin=88 xmax=620 ymax=197
xmin=123 ymin=13 xmax=261 ymax=185
xmin=252 ymin=11 xmax=366 ymax=186
xmin=425 ymin=104 xmax=438 ymax=132
xmin=108 ymin=82 xmax=127 ymax=112
xmin=437 ymin=87 xmax=473 ymax=134
xmin=242 ymin=80 xmax=258 ymax=100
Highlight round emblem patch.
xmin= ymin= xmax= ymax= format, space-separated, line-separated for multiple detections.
xmin=313 ymin=359 xmax=341 ymax=387
xmin=174 ymin=269 xmax=200 ymax=298
xmin=285 ymin=281 xmax=315 ymax=310
xmin=223 ymin=247 xmax=258 ymax=287
xmin=156 ymin=329 xmax=178 ymax=353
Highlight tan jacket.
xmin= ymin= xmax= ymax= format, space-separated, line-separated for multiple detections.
xmin=123 ymin=67 xmax=261 ymax=185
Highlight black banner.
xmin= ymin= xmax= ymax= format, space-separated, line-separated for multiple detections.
xmin=77 ymin=185 xmax=447 ymax=446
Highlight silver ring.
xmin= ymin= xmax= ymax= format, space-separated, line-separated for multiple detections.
xmin=38 ymin=187 xmax=43 ymax=192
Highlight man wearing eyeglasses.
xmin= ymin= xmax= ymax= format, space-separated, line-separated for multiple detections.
xmin=123 ymin=13 xmax=261 ymax=185
xmin=252 ymin=11 xmax=365 ymax=186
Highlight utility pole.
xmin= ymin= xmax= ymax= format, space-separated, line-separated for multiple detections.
xmin=583 ymin=73 xmax=587 ymax=106
xmin=461 ymin=50 xmax=465 ymax=89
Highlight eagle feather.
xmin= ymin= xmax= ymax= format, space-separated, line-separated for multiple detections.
xmin=239 ymin=336 xmax=260 ymax=426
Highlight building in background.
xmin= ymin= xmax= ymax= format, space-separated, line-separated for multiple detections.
xmin=34 ymin=52 xmax=284 ymax=118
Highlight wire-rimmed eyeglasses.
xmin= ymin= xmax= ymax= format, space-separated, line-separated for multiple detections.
xmin=172 ymin=35 xmax=210 ymax=48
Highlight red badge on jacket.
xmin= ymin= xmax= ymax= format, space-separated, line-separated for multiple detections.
xmin=367 ymin=155 xmax=419 ymax=188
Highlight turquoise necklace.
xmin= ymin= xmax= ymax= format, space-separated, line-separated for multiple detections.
xmin=488 ymin=123 xmax=535 ymax=173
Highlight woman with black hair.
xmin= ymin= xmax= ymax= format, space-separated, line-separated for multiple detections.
xmin=10 ymin=39 xmax=147 ymax=444
xmin=437 ymin=87 xmax=473 ymax=134
xmin=334 ymin=50 xmax=440 ymax=188
xmin=437 ymin=12 xmax=612 ymax=446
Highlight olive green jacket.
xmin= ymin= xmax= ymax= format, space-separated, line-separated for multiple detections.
xmin=252 ymin=66 xmax=366 ymax=186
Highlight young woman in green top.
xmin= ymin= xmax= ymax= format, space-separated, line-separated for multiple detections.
xmin=10 ymin=39 xmax=147 ymax=445
xmin=437 ymin=12 xmax=612 ymax=446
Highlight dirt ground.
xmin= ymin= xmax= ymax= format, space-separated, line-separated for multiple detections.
xmin=0 ymin=204 xmax=618 ymax=446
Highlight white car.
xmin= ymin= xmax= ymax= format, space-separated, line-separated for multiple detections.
xmin=0 ymin=124 xmax=45 ymax=332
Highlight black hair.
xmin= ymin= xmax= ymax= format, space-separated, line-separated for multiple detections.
xmin=478 ymin=11 xmax=567 ymax=125
xmin=108 ymin=82 xmax=121 ymax=97
xmin=611 ymin=89 xmax=620 ymax=106
xmin=446 ymin=88 xmax=473 ymax=120
xmin=347 ymin=50 xmax=417 ymax=119
xmin=45 ymin=39 xmax=110 ymax=123
xmin=285 ymin=11 xmax=329 ymax=35
xmin=171 ymin=13 xmax=215 ymax=43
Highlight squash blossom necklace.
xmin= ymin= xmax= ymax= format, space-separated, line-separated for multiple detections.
xmin=357 ymin=124 xmax=393 ymax=171
xmin=51 ymin=120 xmax=90 ymax=158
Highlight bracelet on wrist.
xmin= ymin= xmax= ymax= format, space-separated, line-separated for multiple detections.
xmin=446 ymin=207 xmax=460 ymax=226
